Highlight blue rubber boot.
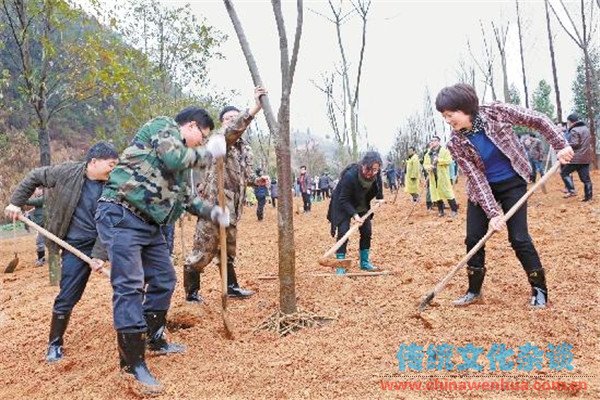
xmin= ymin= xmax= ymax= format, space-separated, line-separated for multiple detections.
xmin=359 ymin=249 xmax=378 ymax=271
xmin=335 ymin=253 xmax=346 ymax=275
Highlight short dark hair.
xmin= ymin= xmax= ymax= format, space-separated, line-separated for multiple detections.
xmin=300 ymin=165 xmax=306 ymax=169
xmin=175 ymin=106 xmax=215 ymax=130
xmin=218 ymin=106 xmax=240 ymax=122
xmin=431 ymin=135 xmax=441 ymax=141
xmin=360 ymin=151 xmax=382 ymax=168
xmin=408 ymin=146 xmax=416 ymax=152
xmin=566 ymin=113 xmax=580 ymax=123
xmin=435 ymin=83 xmax=479 ymax=116
xmin=85 ymin=141 xmax=118 ymax=163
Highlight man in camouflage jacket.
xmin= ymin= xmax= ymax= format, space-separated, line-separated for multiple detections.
xmin=95 ymin=87 xmax=265 ymax=393
xmin=183 ymin=103 xmax=258 ymax=302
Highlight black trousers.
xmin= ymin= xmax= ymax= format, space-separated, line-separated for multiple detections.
xmin=466 ymin=176 xmax=541 ymax=272
xmin=336 ymin=215 xmax=372 ymax=254
xmin=301 ymin=192 xmax=311 ymax=211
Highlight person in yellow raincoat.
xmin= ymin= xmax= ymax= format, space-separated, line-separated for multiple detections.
xmin=423 ymin=136 xmax=459 ymax=217
xmin=404 ymin=147 xmax=421 ymax=202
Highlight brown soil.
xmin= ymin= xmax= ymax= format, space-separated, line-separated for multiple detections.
xmin=1 ymin=173 xmax=599 ymax=399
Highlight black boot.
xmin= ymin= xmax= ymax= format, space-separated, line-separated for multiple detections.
xmin=227 ymin=256 xmax=254 ymax=298
xmin=117 ymin=331 xmax=162 ymax=395
xmin=527 ymin=268 xmax=548 ymax=308
xmin=448 ymin=198 xmax=459 ymax=217
xmin=426 ymin=201 xmax=433 ymax=210
xmin=582 ymin=182 xmax=593 ymax=202
xmin=437 ymin=200 xmax=445 ymax=217
xmin=46 ymin=312 xmax=71 ymax=363
xmin=183 ymin=265 xmax=203 ymax=303
xmin=144 ymin=311 xmax=186 ymax=355
xmin=453 ymin=266 xmax=485 ymax=306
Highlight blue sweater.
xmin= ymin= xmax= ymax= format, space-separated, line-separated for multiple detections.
xmin=466 ymin=130 xmax=517 ymax=183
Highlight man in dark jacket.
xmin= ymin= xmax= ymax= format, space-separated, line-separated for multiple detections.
xmin=254 ymin=168 xmax=270 ymax=221
xmin=319 ymin=172 xmax=331 ymax=198
xmin=327 ymin=151 xmax=384 ymax=272
xmin=5 ymin=142 xmax=118 ymax=363
xmin=561 ymin=113 xmax=594 ymax=201
xmin=297 ymin=165 xmax=312 ymax=212
xmin=385 ymin=165 xmax=398 ymax=192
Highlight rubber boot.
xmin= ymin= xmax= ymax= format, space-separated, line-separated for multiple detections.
xmin=437 ymin=200 xmax=445 ymax=217
xmin=448 ymin=198 xmax=459 ymax=217
xmin=453 ymin=266 xmax=485 ymax=306
xmin=183 ymin=265 xmax=202 ymax=304
xmin=335 ymin=253 xmax=347 ymax=275
xmin=227 ymin=256 xmax=254 ymax=298
xmin=144 ymin=311 xmax=186 ymax=355
xmin=527 ymin=268 xmax=548 ymax=308
xmin=582 ymin=182 xmax=593 ymax=202
xmin=46 ymin=312 xmax=71 ymax=363
xmin=117 ymin=332 xmax=163 ymax=396
xmin=359 ymin=249 xmax=378 ymax=272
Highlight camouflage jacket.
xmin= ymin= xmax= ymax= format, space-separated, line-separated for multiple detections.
xmin=196 ymin=134 xmax=254 ymax=226
xmin=101 ymin=111 xmax=254 ymax=225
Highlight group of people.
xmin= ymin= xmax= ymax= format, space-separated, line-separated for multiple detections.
xmin=6 ymin=86 xmax=267 ymax=394
xmin=3 ymin=81 xmax=595 ymax=394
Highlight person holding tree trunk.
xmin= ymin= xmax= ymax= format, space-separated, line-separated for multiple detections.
xmin=423 ymin=136 xmax=459 ymax=217
xmin=183 ymin=87 xmax=266 ymax=304
xmin=95 ymin=105 xmax=237 ymax=393
xmin=327 ymin=151 xmax=385 ymax=272
xmin=4 ymin=142 xmax=118 ymax=363
xmin=435 ymin=83 xmax=573 ymax=308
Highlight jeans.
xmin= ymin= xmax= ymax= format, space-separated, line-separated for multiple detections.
xmin=256 ymin=196 xmax=266 ymax=220
xmin=560 ymin=164 xmax=591 ymax=193
xmin=161 ymin=224 xmax=175 ymax=256
xmin=53 ymin=240 xmax=95 ymax=314
xmin=96 ymin=202 xmax=176 ymax=332
xmin=529 ymin=159 xmax=543 ymax=182
xmin=465 ymin=176 xmax=542 ymax=272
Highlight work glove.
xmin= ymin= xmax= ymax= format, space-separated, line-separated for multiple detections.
xmin=210 ymin=205 xmax=230 ymax=228
xmin=205 ymin=134 xmax=227 ymax=158
xmin=4 ymin=204 xmax=22 ymax=220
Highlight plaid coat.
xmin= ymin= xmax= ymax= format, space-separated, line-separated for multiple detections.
xmin=446 ymin=102 xmax=567 ymax=218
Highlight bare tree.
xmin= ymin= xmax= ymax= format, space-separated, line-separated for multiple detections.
xmin=549 ymin=0 xmax=598 ymax=167
xmin=224 ymin=1 xmax=331 ymax=332
xmin=515 ymin=0 xmax=530 ymax=108
xmin=456 ymin=58 xmax=476 ymax=88
xmin=544 ymin=0 xmax=563 ymax=122
xmin=311 ymin=72 xmax=348 ymax=148
xmin=468 ymin=21 xmax=498 ymax=102
xmin=492 ymin=20 xmax=511 ymax=102
xmin=312 ymin=0 xmax=371 ymax=160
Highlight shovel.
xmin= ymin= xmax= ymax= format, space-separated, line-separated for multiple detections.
xmin=16 ymin=215 xmax=110 ymax=277
xmin=318 ymin=202 xmax=382 ymax=268
xmin=4 ymin=221 xmax=19 ymax=273
xmin=418 ymin=163 xmax=560 ymax=311
xmin=217 ymin=156 xmax=234 ymax=338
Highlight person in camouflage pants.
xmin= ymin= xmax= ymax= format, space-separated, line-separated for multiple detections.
xmin=95 ymin=88 xmax=265 ymax=393
xmin=183 ymin=90 xmax=266 ymax=302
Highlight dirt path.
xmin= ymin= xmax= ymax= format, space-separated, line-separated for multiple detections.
xmin=0 ymin=172 xmax=598 ymax=399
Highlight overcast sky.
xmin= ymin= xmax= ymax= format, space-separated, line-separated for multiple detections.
xmin=176 ymin=0 xmax=587 ymax=154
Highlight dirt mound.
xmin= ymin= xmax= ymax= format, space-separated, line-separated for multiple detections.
xmin=1 ymin=173 xmax=598 ymax=399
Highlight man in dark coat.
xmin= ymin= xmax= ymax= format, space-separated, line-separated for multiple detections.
xmin=327 ymin=151 xmax=384 ymax=271
xmin=561 ymin=113 xmax=594 ymax=201
xmin=5 ymin=142 xmax=118 ymax=363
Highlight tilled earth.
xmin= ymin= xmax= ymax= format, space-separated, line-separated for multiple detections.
xmin=0 ymin=173 xmax=598 ymax=399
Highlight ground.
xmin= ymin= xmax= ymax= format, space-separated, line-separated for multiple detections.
xmin=0 ymin=173 xmax=598 ymax=400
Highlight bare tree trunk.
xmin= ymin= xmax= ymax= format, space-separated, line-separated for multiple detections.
xmin=223 ymin=0 xmax=303 ymax=314
xmin=515 ymin=0 xmax=529 ymax=108
xmin=492 ymin=21 xmax=510 ymax=102
xmin=545 ymin=0 xmax=563 ymax=122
